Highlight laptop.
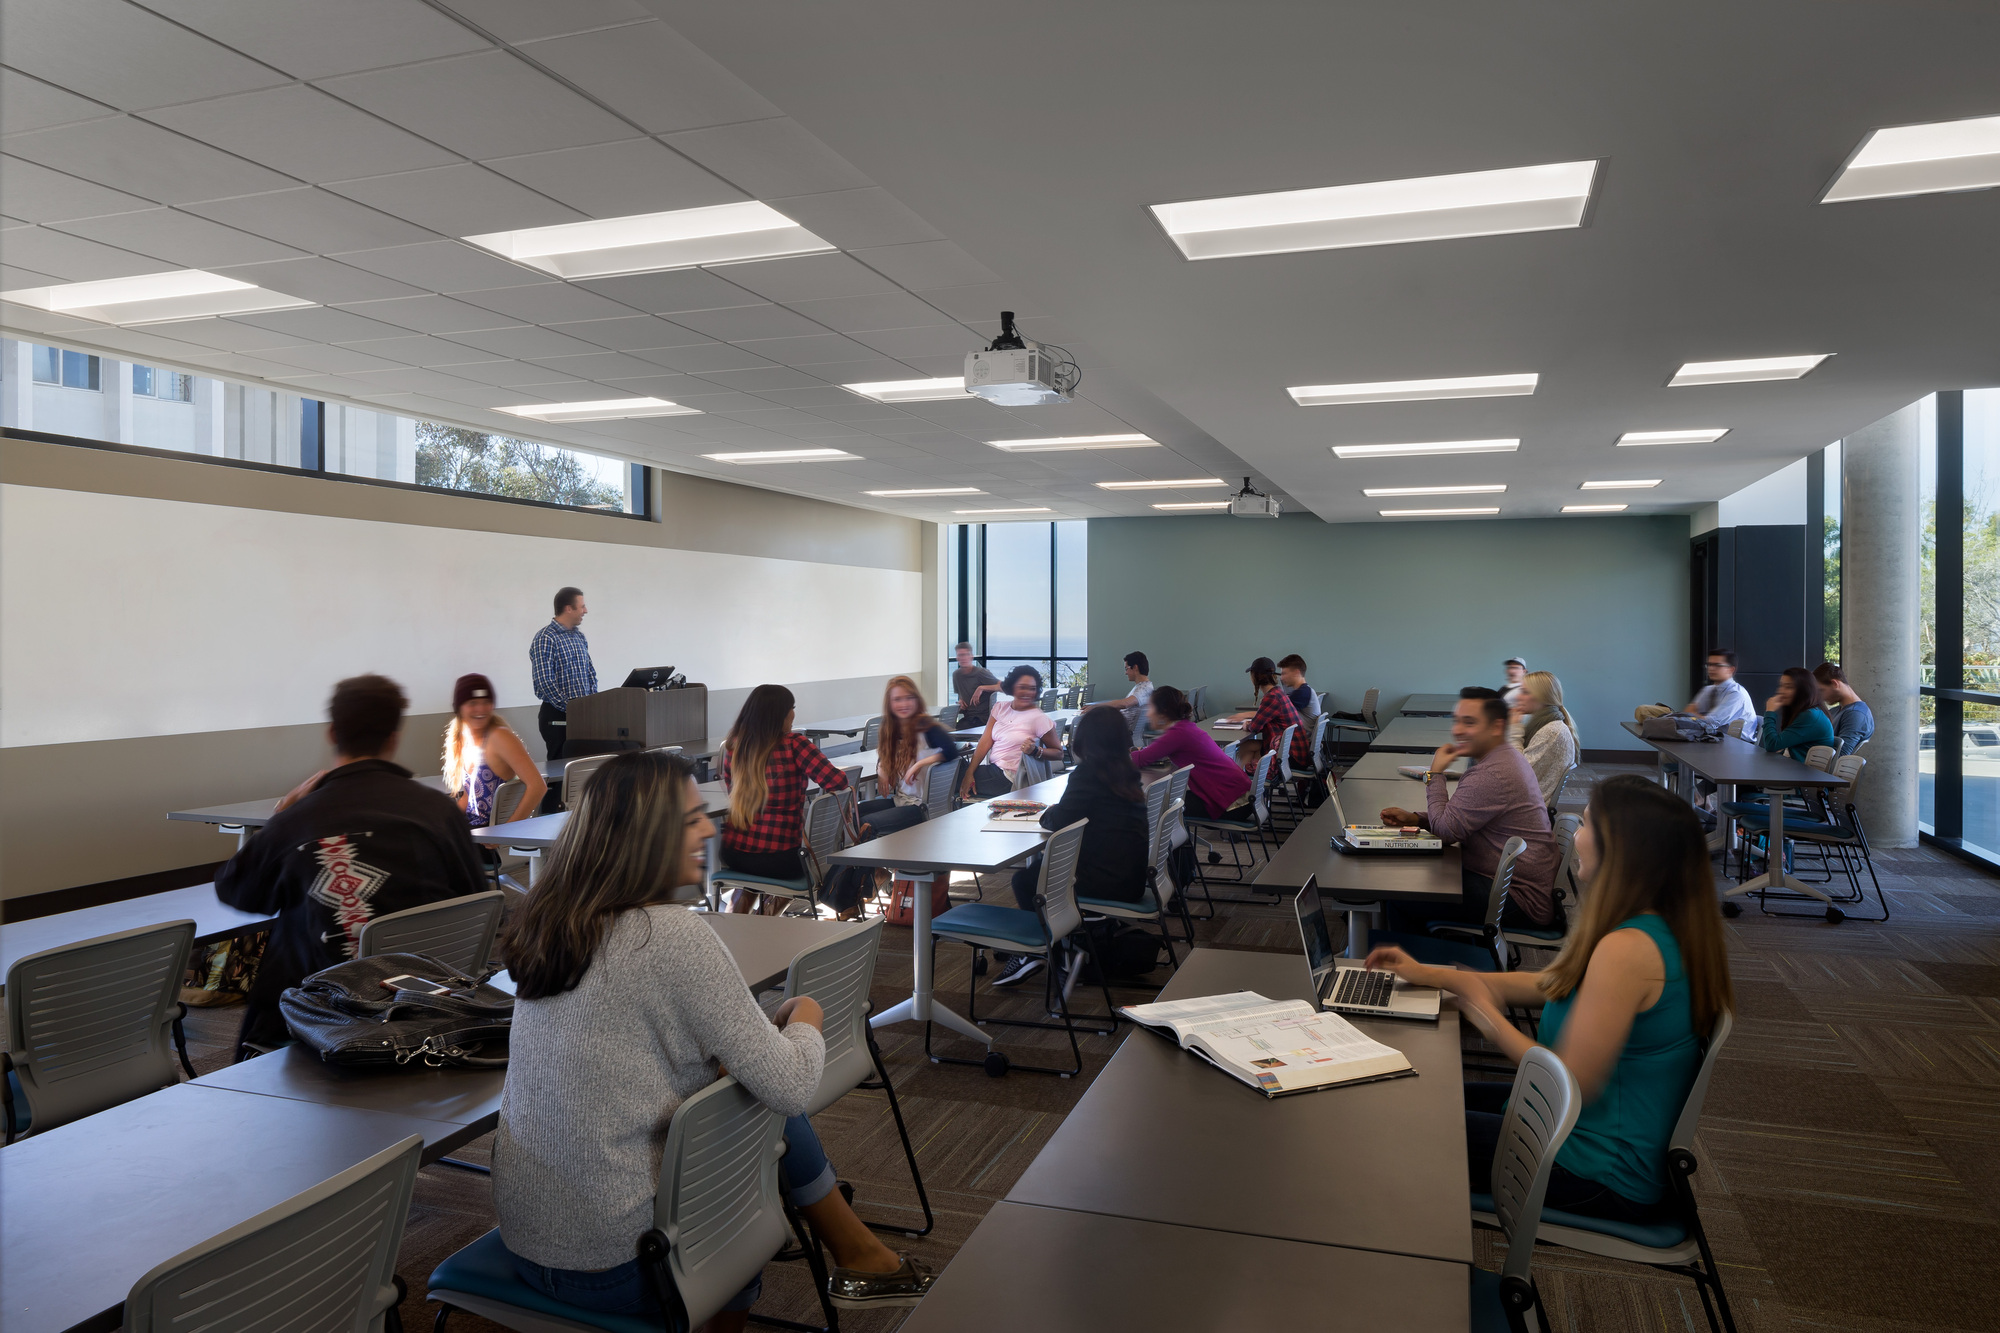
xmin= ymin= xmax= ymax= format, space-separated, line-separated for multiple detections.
xmin=622 ymin=666 xmax=677 ymax=690
xmin=1293 ymin=877 xmax=1442 ymax=1021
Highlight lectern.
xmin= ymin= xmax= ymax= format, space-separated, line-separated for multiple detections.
xmin=565 ymin=684 xmax=708 ymax=750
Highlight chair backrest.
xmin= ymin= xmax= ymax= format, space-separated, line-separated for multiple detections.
xmin=124 ymin=1134 xmax=422 ymax=1333
xmin=1041 ymin=687 xmax=1060 ymax=711
xmin=1361 ymin=687 xmax=1380 ymax=729
xmin=1246 ymin=750 xmax=1275 ymax=826
xmin=937 ymin=701 xmax=959 ymax=728
xmin=1273 ymin=724 xmax=1299 ymax=782
xmin=784 ymin=919 xmax=885 ymax=1117
xmin=1804 ymin=744 xmax=1835 ymax=772
xmin=356 ymin=891 xmax=505 ymax=976
xmin=5 ymin=920 xmax=196 ymax=1136
xmin=655 ymin=1076 xmax=791 ymax=1331
xmin=801 ymin=789 xmax=849 ymax=883
xmin=1032 ymin=819 xmax=1090 ymax=943
xmin=1550 ymin=814 xmax=1584 ymax=917
xmin=1546 ymin=766 xmax=1573 ymax=818
xmin=1483 ymin=837 xmax=1527 ymax=967
xmin=1824 ymin=753 xmax=1867 ymax=825
xmin=562 ymin=753 xmax=615 ymax=808
xmin=1129 ymin=704 xmax=1148 ymax=749
xmin=1142 ymin=770 xmax=1171 ymax=865
xmin=1152 ymin=800 xmax=1185 ymax=908
xmin=489 ymin=778 xmax=527 ymax=827
xmin=1668 ymin=1009 xmax=1734 ymax=1153
xmin=860 ymin=715 xmax=883 ymax=751
xmin=1491 ymin=1046 xmax=1582 ymax=1286
xmin=923 ymin=758 xmax=961 ymax=818
xmin=1165 ymin=764 xmax=1194 ymax=849
xmin=1189 ymin=685 xmax=1209 ymax=721
xmin=1309 ymin=713 xmax=1331 ymax=775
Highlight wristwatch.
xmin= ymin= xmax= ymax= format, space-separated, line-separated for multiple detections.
xmin=1420 ymin=770 xmax=1438 ymax=784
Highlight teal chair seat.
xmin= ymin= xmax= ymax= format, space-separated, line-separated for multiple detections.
xmin=430 ymin=1229 xmax=661 ymax=1333
xmin=711 ymin=870 xmax=810 ymax=893
xmin=1077 ymin=889 xmax=1160 ymax=916
xmin=932 ymin=903 xmax=1047 ymax=951
xmin=1469 ymin=1191 xmax=1689 ymax=1250
xmin=1368 ymin=928 xmax=1496 ymax=973
xmin=1494 ymin=923 xmax=1566 ymax=942
xmin=6 ymin=1069 xmax=28 ymax=1136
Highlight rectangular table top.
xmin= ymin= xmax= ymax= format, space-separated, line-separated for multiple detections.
xmin=1619 ymin=720 xmax=1849 ymax=787
xmin=1344 ymin=751 xmax=1467 ymax=781
xmin=897 ymin=1201 xmax=1469 ymax=1333
xmin=473 ymin=761 xmax=872 ymax=851
xmin=1006 ymin=948 xmax=1471 ymax=1264
xmin=798 ymin=713 xmax=875 ymax=735
xmin=2 ymin=884 xmax=271 ymax=977
xmin=830 ymin=773 xmax=1073 ymax=874
xmin=1255 ymin=793 xmax=1465 ymax=906
xmin=1399 ymin=693 xmax=1463 ymax=716
xmin=1369 ymin=715 xmax=1458 ymax=752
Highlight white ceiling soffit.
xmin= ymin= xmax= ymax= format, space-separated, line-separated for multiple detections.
xmin=648 ymin=0 xmax=2000 ymax=522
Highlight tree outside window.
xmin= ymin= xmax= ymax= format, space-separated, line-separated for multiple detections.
xmin=415 ymin=423 xmax=624 ymax=509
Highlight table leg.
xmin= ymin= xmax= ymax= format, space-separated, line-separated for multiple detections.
xmin=1346 ymin=907 xmax=1378 ymax=959
xmin=1727 ymin=784 xmax=1834 ymax=906
xmin=870 ymin=871 xmax=993 ymax=1048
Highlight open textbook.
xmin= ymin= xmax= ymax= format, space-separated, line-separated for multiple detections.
xmin=1119 ymin=991 xmax=1414 ymax=1097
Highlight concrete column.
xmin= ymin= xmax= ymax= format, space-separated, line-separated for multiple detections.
xmin=102 ymin=358 xmax=134 ymax=444
xmin=1841 ymin=401 xmax=1922 ymax=846
xmin=0 ymin=340 xmax=32 ymax=430
xmin=191 ymin=375 xmax=224 ymax=455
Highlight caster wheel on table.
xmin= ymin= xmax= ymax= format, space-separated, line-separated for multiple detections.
xmin=1207 ymin=851 xmax=1222 ymax=864
xmin=1825 ymin=906 xmax=1845 ymax=923
xmin=983 ymin=1050 xmax=1010 ymax=1078
xmin=973 ymin=954 xmax=987 ymax=976
xmin=1721 ymin=901 xmax=1741 ymax=918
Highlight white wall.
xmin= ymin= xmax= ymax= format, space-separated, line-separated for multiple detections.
xmin=1717 ymin=457 xmax=1807 ymax=527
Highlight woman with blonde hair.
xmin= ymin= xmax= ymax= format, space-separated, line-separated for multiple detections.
xmin=720 ymin=684 xmax=850 ymax=913
xmin=1507 ymin=669 xmax=1578 ymax=808
xmin=442 ymin=672 xmax=545 ymax=826
xmin=855 ymin=675 xmax=957 ymax=839
xmin=1368 ymin=775 xmax=1733 ymax=1223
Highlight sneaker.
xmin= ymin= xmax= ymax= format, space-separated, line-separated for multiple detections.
xmin=827 ymin=1255 xmax=935 ymax=1310
xmin=989 ymin=955 xmax=1045 ymax=988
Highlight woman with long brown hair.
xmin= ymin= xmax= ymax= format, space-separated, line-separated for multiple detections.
xmin=441 ymin=672 xmax=545 ymax=826
xmin=1757 ymin=665 xmax=1836 ymax=761
xmin=1367 ymin=774 xmax=1734 ymax=1223
xmin=720 ymin=684 xmax=850 ymax=913
xmin=494 ymin=751 xmax=932 ymax=1322
xmin=855 ymin=675 xmax=957 ymax=839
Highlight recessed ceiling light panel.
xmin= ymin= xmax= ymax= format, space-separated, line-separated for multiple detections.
xmin=703 ymin=448 xmax=861 ymax=464
xmin=1380 ymin=507 xmax=1502 ymax=518
xmin=1617 ymin=428 xmax=1730 ymax=446
xmin=464 ymin=202 xmax=833 ymax=279
xmin=844 ymin=377 xmax=974 ymax=403
xmin=1093 ymin=477 xmax=1227 ymax=491
xmin=1668 ymin=356 xmax=1828 ymax=387
xmin=3 ymin=269 xmax=313 ymax=325
xmin=1563 ymin=503 xmax=1629 ymax=513
xmin=955 ymin=507 xmax=1053 ymax=515
xmin=1154 ymin=501 xmax=1230 ymax=511
xmin=1361 ymin=484 xmax=1506 ymax=497
xmin=1333 ymin=438 xmax=1520 ymax=459
xmin=865 ymin=487 xmax=984 ymax=497
xmin=499 ymin=397 xmax=698 ymax=423
xmin=1288 ymin=373 xmax=1538 ymax=407
xmin=986 ymin=433 xmax=1159 ymax=452
xmin=1580 ymin=479 xmax=1662 ymax=490
xmin=1824 ymin=113 xmax=2000 ymax=203
xmin=1150 ymin=160 xmax=1598 ymax=260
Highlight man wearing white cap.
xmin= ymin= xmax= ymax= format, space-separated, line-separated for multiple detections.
xmin=1501 ymin=658 xmax=1528 ymax=709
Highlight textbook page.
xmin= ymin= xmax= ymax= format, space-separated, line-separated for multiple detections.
xmin=1186 ymin=1004 xmax=1411 ymax=1094
xmin=1119 ymin=991 xmax=1275 ymax=1041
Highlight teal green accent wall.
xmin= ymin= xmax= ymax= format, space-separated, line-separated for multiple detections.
xmin=1087 ymin=513 xmax=1688 ymax=752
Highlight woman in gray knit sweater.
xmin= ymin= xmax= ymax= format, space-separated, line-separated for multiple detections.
xmin=493 ymin=750 xmax=933 ymax=1325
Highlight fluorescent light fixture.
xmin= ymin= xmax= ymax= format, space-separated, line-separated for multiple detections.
xmin=499 ymin=397 xmax=698 ymax=423
xmin=1150 ymin=160 xmax=1598 ymax=260
xmin=1362 ymin=484 xmax=1506 ymax=497
xmin=1669 ymin=356 xmax=1828 ymax=387
xmin=955 ymin=507 xmax=1053 ymax=515
xmin=986 ymin=433 xmax=1159 ymax=452
xmin=1333 ymin=438 xmax=1520 ymax=459
xmin=1380 ymin=507 xmax=1501 ymax=518
xmin=1288 ymin=373 xmax=1538 ymax=407
xmin=844 ymin=377 xmax=974 ymax=403
xmin=463 ymin=202 xmax=832 ymax=279
xmin=1823 ymin=113 xmax=2000 ymax=203
xmin=1093 ymin=477 xmax=1227 ymax=491
xmin=864 ymin=487 xmax=983 ymax=497
xmin=1617 ymin=428 xmax=1730 ymax=446
xmin=1563 ymin=503 xmax=1628 ymax=513
xmin=1154 ymin=501 xmax=1230 ymax=511
xmin=3 ymin=269 xmax=312 ymax=325
xmin=703 ymin=448 xmax=861 ymax=464
xmin=1580 ymin=479 xmax=1661 ymax=490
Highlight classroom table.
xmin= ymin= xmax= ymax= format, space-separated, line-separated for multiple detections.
xmin=1343 ymin=751 xmax=1468 ymax=782
xmin=1619 ymin=720 xmax=1853 ymax=915
xmin=1367 ymin=715 xmax=1458 ymax=752
xmin=1006 ymin=947 xmax=1472 ymax=1264
xmin=165 ymin=764 xmax=566 ymax=844
xmin=1257 ymin=789 xmax=1466 ymax=957
xmin=0 ymin=883 xmax=271 ymax=977
xmin=948 ymin=707 xmax=1080 ymax=742
xmin=895 ymin=1200 xmax=1470 ymax=1333
xmin=797 ymin=713 xmax=875 ymax=738
xmin=1399 ymin=693 xmax=1462 ymax=716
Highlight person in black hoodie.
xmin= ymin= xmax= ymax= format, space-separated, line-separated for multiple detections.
xmin=218 ymin=674 xmax=486 ymax=1052
xmin=990 ymin=706 xmax=1149 ymax=989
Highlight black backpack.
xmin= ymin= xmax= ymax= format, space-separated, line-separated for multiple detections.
xmin=1079 ymin=920 xmax=1168 ymax=984
xmin=279 ymin=952 xmax=513 ymax=1068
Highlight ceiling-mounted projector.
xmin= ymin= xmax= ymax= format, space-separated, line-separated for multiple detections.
xmin=965 ymin=311 xmax=1081 ymax=406
xmin=1229 ymin=477 xmax=1281 ymax=518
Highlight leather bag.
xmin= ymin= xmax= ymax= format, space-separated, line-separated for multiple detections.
xmin=1640 ymin=713 xmax=1726 ymax=743
xmin=279 ymin=952 xmax=513 ymax=1068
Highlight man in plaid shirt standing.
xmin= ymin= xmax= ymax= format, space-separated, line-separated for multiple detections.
xmin=530 ymin=586 xmax=597 ymax=763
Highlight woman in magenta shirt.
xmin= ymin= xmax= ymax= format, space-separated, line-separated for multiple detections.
xmin=1132 ymin=686 xmax=1251 ymax=818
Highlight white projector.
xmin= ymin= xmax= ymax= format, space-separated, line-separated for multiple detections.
xmin=965 ymin=346 xmax=1071 ymax=406
xmin=1228 ymin=479 xmax=1282 ymax=518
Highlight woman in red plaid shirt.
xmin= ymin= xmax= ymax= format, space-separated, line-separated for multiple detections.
xmin=721 ymin=684 xmax=850 ymax=913
xmin=1228 ymin=655 xmax=1313 ymax=772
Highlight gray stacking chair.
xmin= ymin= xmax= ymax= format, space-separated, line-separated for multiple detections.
xmin=1327 ymin=687 xmax=1382 ymax=754
xmin=1078 ymin=793 xmax=1188 ymax=975
xmin=1507 ymin=815 xmax=1582 ymax=954
xmin=1184 ymin=750 xmax=1277 ymax=891
xmin=937 ymin=701 xmax=960 ymax=728
xmin=1475 ymin=1013 xmax=1738 ymax=1333
xmin=357 ymin=890 xmax=505 ymax=977
xmin=860 ymin=714 xmax=883 ymax=751
xmin=430 ymin=1076 xmax=830 ymax=1333
xmin=924 ymin=757 xmax=963 ymax=819
xmin=560 ymin=752 xmax=615 ymax=808
xmin=710 ymin=788 xmax=847 ymax=915
xmin=127 ymin=1135 xmax=422 ymax=1333
xmin=1469 ymin=1046 xmax=1581 ymax=1332
xmin=1731 ymin=754 xmax=1886 ymax=922
xmin=784 ymin=920 xmax=933 ymax=1236
xmin=1188 ymin=685 xmax=1209 ymax=721
xmin=1372 ymin=837 xmax=1527 ymax=973
xmin=3 ymin=920 xmax=197 ymax=1143
xmin=488 ymin=778 xmax=527 ymax=826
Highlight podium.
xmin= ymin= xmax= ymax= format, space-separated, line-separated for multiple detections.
xmin=566 ymin=685 xmax=708 ymax=750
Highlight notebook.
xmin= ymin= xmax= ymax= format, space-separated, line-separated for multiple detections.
xmin=981 ymin=799 xmax=1047 ymax=832
xmin=1119 ymin=990 xmax=1414 ymax=1097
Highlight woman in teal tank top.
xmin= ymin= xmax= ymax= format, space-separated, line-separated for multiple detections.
xmin=1368 ymin=775 xmax=1734 ymax=1223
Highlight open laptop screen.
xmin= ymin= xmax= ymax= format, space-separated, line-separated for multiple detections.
xmin=1293 ymin=875 xmax=1338 ymax=1006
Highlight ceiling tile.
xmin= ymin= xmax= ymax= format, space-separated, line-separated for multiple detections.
xmin=514 ymin=21 xmax=780 ymax=134
xmin=745 ymin=385 xmax=873 ymax=412
xmin=342 ymin=365 xmax=477 ymax=393
xmin=525 ymin=350 xmax=680 ymax=381
xmin=182 ymin=187 xmax=435 ymax=252
xmin=730 ymin=332 xmax=876 ymax=366
xmin=849 ymin=324 xmax=982 ymax=359
xmin=0 ymin=225 xmax=169 ymax=281
xmin=143 ymin=85 xmax=458 ymax=184
xmin=430 ymin=0 xmax=647 ymax=42
xmin=0 ymin=155 xmax=158 ymax=223
xmin=444 ymin=324 xmax=611 ymax=360
xmin=668 ymin=303 xmax=827 ymax=343
xmin=909 ymin=282 xmax=1046 ymax=325
xmin=456 ymin=282 xmax=638 ymax=324
xmin=331 ymin=292 xmax=522 ymax=334
xmin=323 ymin=163 xmax=586 ymax=235
xmin=543 ymin=315 xmax=712 ymax=351
xmin=593 ymin=370 xmax=705 ymax=397
xmin=135 ymin=0 xmax=491 ymax=80
xmin=850 ymin=240 xmax=1001 ymax=291
xmin=666 ymin=388 xmax=776 ymax=414
xmin=8 ymin=0 xmax=287 ymax=111
xmin=625 ymin=341 xmax=776 ymax=374
xmin=693 ymin=365 xmax=829 ymax=393
xmin=338 ymin=333 xmax=499 ymax=366
xmin=336 ymin=239 xmax=552 ymax=292
xmin=206 ymin=255 xmax=423 ymax=304
xmin=254 ymin=342 xmax=406 ymax=375
xmin=51 ymin=207 xmax=303 ymax=267
xmin=766 ymin=395 xmax=913 ymax=426
xmin=786 ymin=292 xmax=958 ymax=336
xmin=434 ymin=359 xmax=583 ymax=389
xmin=2 ymin=117 xmax=298 ymax=205
xmin=316 ymin=51 xmax=633 ymax=161
xmin=418 ymin=375 xmax=562 ymax=409
xmin=707 ymin=252 xmax=898 ymax=305
xmin=147 ymin=317 xmax=311 ymax=352
xmin=763 ymin=186 xmax=944 ymax=251
xmin=574 ymin=267 xmax=761 ymax=314
xmin=1 ymin=70 xmax=117 ymax=135
xmin=481 ymin=138 xmax=741 ymax=218
xmin=660 ymin=118 xmax=870 ymax=199
xmin=802 ymin=360 xmax=939 ymax=393
xmin=232 ymin=305 xmax=417 ymax=342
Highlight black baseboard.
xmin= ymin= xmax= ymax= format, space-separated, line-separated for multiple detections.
xmin=1 ymin=862 xmax=225 ymax=923
xmin=1582 ymin=749 xmax=1655 ymax=764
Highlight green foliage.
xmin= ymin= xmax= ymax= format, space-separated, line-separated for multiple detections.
xmin=1823 ymin=513 xmax=1842 ymax=664
xmin=414 ymin=423 xmax=622 ymax=509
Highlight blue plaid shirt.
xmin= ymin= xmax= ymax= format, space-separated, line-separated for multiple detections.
xmin=530 ymin=620 xmax=597 ymax=711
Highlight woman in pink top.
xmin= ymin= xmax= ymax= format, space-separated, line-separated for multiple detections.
xmin=960 ymin=665 xmax=1064 ymax=799
xmin=1132 ymin=686 xmax=1251 ymax=819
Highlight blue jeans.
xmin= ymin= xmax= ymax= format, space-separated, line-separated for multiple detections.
xmin=505 ymin=1113 xmax=840 ymax=1316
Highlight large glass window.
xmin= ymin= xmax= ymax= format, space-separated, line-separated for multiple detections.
xmin=1823 ymin=439 xmax=1842 ymax=663
xmin=946 ymin=520 xmax=1089 ymax=695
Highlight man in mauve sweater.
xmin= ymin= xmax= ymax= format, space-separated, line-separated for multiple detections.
xmin=1381 ymin=687 xmax=1558 ymax=928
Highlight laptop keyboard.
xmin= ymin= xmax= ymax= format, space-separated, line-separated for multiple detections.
xmin=1330 ymin=967 xmax=1397 ymax=1010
